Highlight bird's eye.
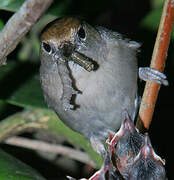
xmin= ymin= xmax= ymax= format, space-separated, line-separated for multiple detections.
xmin=42 ymin=42 xmax=52 ymax=54
xmin=77 ymin=27 xmax=86 ymax=40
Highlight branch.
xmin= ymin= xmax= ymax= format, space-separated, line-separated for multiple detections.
xmin=0 ymin=0 xmax=53 ymax=65
xmin=4 ymin=136 xmax=96 ymax=168
xmin=136 ymin=0 xmax=174 ymax=132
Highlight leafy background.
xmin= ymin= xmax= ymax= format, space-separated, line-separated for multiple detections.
xmin=0 ymin=0 xmax=173 ymax=179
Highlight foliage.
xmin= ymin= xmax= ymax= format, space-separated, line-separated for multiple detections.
xmin=0 ymin=149 xmax=46 ymax=180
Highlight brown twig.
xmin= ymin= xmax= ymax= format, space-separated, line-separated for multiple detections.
xmin=0 ymin=0 xmax=53 ymax=65
xmin=136 ymin=0 xmax=174 ymax=132
xmin=4 ymin=136 xmax=96 ymax=168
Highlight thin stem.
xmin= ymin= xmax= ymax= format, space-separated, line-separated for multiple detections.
xmin=4 ymin=136 xmax=96 ymax=168
xmin=136 ymin=0 xmax=174 ymax=132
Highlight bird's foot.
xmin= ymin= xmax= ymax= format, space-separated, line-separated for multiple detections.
xmin=139 ymin=67 xmax=168 ymax=86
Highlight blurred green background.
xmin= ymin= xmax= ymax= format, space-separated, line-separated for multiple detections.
xmin=0 ymin=0 xmax=173 ymax=179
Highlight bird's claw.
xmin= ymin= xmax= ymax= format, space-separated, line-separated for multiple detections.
xmin=139 ymin=67 xmax=168 ymax=86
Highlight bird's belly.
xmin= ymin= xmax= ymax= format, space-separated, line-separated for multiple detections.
xmin=41 ymin=61 xmax=137 ymax=140
xmin=58 ymin=64 xmax=137 ymax=139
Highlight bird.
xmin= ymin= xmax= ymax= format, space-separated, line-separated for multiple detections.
xmin=113 ymin=111 xmax=144 ymax=177
xmin=39 ymin=16 xmax=168 ymax=155
xmin=125 ymin=134 xmax=166 ymax=180
xmin=111 ymin=111 xmax=166 ymax=180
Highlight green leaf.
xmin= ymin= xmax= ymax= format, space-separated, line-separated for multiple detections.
xmin=0 ymin=108 xmax=102 ymax=168
xmin=0 ymin=61 xmax=46 ymax=108
xmin=47 ymin=0 xmax=72 ymax=16
xmin=140 ymin=6 xmax=174 ymax=39
xmin=0 ymin=0 xmax=24 ymax=12
xmin=7 ymin=73 xmax=47 ymax=108
xmin=141 ymin=7 xmax=162 ymax=31
xmin=152 ymin=0 xmax=164 ymax=8
xmin=0 ymin=100 xmax=5 ymax=115
xmin=0 ymin=149 xmax=46 ymax=180
xmin=0 ymin=19 xmax=4 ymax=30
